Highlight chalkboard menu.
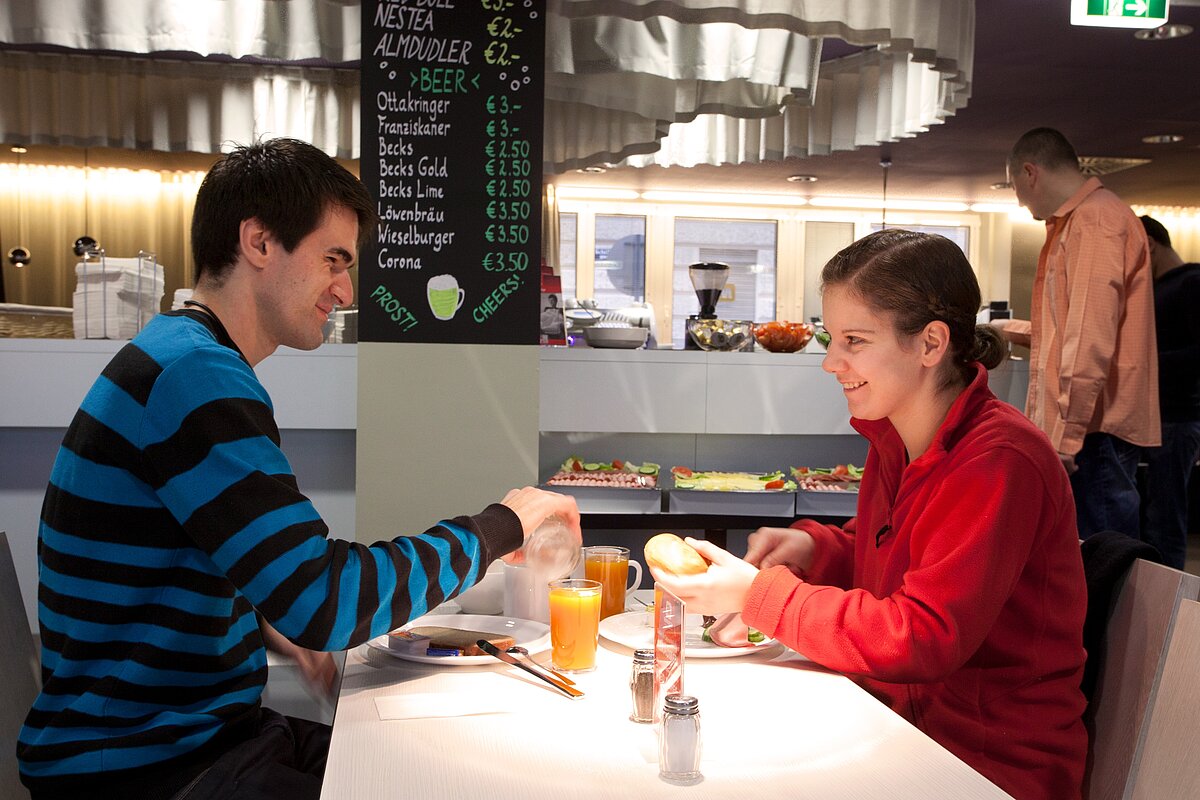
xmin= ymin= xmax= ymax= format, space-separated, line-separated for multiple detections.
xmin=359 ymin=0 xmax=544 ymax=344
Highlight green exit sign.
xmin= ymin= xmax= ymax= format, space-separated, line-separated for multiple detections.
xmin=1071 ymin=0 xmax=1170 ymax=28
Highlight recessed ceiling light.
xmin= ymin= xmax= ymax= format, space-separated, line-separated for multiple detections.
xmin=1134 ymin=23 xmax=1193 ymax=41
xmin=1141 ymin=134 xmax=1184 ymax=144
xmin=990 ymin=181 xmax=1012 ymax=190
xmin=786 ymin=174 xmax=818 ymax=183
xmin=10 ymin=146 xmax=28 ymax=154
xmin=576 ymin=165 xmax=607 ymax=174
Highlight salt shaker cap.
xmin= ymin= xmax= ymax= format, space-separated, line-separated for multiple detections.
xmin=663 ymin=694 xmax=699 ymax=715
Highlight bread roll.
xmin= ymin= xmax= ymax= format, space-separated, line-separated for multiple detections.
xmin=644 ymin=533 xmax=709 ymax=576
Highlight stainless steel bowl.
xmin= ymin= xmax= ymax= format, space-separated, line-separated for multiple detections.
xmin=584 ymin=326 xmax=650 ymax=349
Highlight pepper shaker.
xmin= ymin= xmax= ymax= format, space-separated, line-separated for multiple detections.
xmin=659 ymin=694 xmax=702 ymax=784
xmin=629 ymin=648 xmax=655 ymax=723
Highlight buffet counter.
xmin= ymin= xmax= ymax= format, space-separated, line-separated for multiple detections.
xmin=540 ymin=346 xmax=1029 ymax=434
xmin=0 ymin=339 xmax=1028 ymax=434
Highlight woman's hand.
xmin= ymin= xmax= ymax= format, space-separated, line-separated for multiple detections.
xmin=744 ymin=526 xmax=816 ymax=577
xmin=647 ymin=537 xmax=758 ymax=615
xmin=498 ymin=486 xmax=582 ymax=564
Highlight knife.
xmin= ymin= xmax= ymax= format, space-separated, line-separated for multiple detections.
xmin=476 ymin=640 xmax=584 ymax=699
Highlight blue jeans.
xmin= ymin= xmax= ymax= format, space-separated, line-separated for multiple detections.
xmin=1071 ymin=432 xmax=1143 ymax=541
xmin=1141 ymin=420 xmax=1200 ymax=570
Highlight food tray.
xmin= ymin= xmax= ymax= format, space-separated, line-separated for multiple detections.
xmin=538 ymin=483 xmax=663 ymax=514
xmin=667 ymin=487 xmax=796 ymax=517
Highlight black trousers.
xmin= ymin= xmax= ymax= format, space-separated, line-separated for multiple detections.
xmin=177 ymin=708 xmax=330 ymax=800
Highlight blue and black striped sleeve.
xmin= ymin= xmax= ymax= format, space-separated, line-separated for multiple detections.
xmin=141 ymin=347 xmax=522 ymax=651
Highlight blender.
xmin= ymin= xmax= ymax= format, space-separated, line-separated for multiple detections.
xmin=685 ymin=262 xmax=730 ymax=350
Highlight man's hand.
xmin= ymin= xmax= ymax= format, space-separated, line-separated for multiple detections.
xmin=498 ymin=486 xmax=582 ymax=564
xmin=646 ymin=537 xmax=757 ymax=615
xmin=259 ymin=618 xmax=337 ymax=698
xmin=1059 ymin=452 xmax=1078 ymax=475
xmin=744 ymin=526 xmax=816 ymax=577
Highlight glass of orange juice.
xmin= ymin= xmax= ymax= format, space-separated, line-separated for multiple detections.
xmin=548 ymin=578 xmax=603 ymax=673
xmin=583 ymin=546 xmax=643 ymax=620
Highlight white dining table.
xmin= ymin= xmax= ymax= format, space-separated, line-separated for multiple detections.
xmin=320 ymin=595 xmax=1014 ymax=800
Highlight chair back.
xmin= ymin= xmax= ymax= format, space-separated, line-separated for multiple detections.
xmin=0 ymin=531 xmax=38 ymax=799
xmin=1128 ymin=598 xmax=1200 ymax=799
xmin=1084 ymin=558 xmax=1200 ymax=800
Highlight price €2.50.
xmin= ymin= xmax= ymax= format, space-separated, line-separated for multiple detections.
xmin=485 ymin=158 xmax=531 ymax=178
xmin=486 ymin=178 xmax=531 ymax=198
xmin=484 ymin=139 xmax=531 ymax=159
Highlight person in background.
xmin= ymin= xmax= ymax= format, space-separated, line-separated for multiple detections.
xmin=994 ymin=127 xmax=1159 ymax=540
xmin=17 ymin=137 xmax=580 ymax=800
xmin=651 ymin=230 xmax=1088 ymax=800
xmin=1137 ymin=215 xmax=1200 ymax=569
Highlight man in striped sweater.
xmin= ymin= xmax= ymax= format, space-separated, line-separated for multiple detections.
xmin=17 ymin=138 xmax=580 ymax=800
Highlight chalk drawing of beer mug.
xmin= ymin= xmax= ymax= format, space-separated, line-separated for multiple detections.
xmin=427 ymin=274 xmax=465 ymax=320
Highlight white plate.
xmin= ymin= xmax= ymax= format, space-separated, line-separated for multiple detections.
xmin=598 ymin=611 xmax=777 ymax=659
xmin=365 ymin=613 xmax=550 ymax=666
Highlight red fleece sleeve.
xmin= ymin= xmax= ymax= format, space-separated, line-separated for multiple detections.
xmin=743 ymin=447 xmax=1060 ymax=682
xmin=791 ymin=516 xmax=857 ymax=587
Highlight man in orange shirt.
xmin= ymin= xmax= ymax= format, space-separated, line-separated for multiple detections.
xmin=996 ymin=127 xmax=1159 ymax=540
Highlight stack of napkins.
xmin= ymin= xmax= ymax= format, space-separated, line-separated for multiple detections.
xmin=72 ymin=257 xmax=166 ymax=339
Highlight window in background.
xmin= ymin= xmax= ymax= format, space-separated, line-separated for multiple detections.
xmin=593 ymin=215 xmax=646 ymax=308
xmin=869 ymin=224 xmax=970 ymax=256
xmin=671 ymin=219 xmax=777 ymax=348
xmin=558 ymin=212 xmax=577 ymax=298
xmin=803 ymin=221 xmax=855 ymax=324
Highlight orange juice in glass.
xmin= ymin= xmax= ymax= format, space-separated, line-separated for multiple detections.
xmin=548 ymin=578 xmax=602 ymax=673
xmin=584 ymin=546 xmax=643 ymax=620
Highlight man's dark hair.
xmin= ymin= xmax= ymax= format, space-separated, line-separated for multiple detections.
xmin=191 ymin=138 xmax=378 ymax=283
xmin=1009 ymin=127 xmax=1080 ymax=172
xmin=1140 ymin=215 xmax=1172 ymax=248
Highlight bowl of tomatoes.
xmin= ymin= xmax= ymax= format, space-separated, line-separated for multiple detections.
xmin=752 ymin=321 xmax=815 ymax=353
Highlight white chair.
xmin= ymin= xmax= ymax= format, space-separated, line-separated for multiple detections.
xmin=0 ymin=531 xmax=39 ymax=799
xmin=1084 ymin=558 xmax=1200 ymax=800
xmin=1128 ymin=598 xmax=1200 ymax=799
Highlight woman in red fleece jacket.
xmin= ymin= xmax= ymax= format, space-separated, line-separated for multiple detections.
xmin=650 ymin=229 xmax=1088 ymax=800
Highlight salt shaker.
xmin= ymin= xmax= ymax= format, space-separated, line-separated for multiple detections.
xmin=629 ymin=649 xmax=655 ymax=723
xmin=659 ymin=694 xmax=702 ymax=784
xmin=520 ymin=515 xmax=579 ymax=579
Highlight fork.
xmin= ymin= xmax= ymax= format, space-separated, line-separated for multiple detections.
xmin=508 ymin=646 xmax=576 ymax=685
